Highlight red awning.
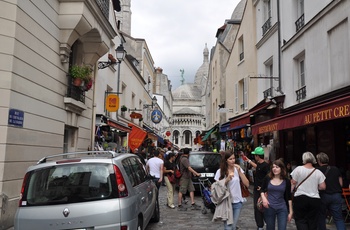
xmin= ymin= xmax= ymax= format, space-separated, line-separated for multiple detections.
xmin=229 ymin=100 xmax=274 ymax=129
xmin=128 ymin=123 xmax=147 ymax=152
xmin=107 ymin=119 xmax=131 ymax=133
xmin=252 ymin=95 xmax=350 ymax=135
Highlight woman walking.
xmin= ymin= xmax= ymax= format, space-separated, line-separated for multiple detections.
xmin=163 ymin=152 xmax=176 ymax=208
xmin=214 ymin=151 xmax=249 ymax=230
xmin=291 ymin=152 xmax=326 ymax=230
xmin=260 ymin=159 xmax=293 ymax=230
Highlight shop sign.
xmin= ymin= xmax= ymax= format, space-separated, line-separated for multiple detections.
xmin=8 ymin=109 xmax=24 ymax=127
xmin=253 ymin=96 xmax=350 ymax=135
xmin=151 ymin=109 xmax=162 ymax=124
xmin=106 ymin=94 xmax=119 ymax=112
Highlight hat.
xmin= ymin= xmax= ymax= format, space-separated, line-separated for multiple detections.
xmin=251 ymin=147 xmax=264 ymax=155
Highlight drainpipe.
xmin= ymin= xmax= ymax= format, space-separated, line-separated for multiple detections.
xmin=277 ymin=0 xmax=282 ymax=94
xmin=91 ymin=64 xmax=98 ymax=150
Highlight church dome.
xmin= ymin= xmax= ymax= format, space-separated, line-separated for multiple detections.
xmin=172 ymin=83 xmax=201 ymax=100
xmin=230 ymin=0 xmax=246 ymax=21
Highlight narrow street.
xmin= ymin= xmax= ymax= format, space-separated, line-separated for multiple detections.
xmin=146 ymin=184 xmax=341 ymax=230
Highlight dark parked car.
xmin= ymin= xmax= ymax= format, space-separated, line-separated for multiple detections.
xmin=187 ymin=151 xmax=221 ymax=191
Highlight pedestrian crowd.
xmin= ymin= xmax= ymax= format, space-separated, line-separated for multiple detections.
xmin=134 ymin=145 xmax=348 ymax=230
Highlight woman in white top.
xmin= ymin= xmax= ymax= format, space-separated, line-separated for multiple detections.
xmin=214 ymin=151 xmax=249 ymax=230
xmin=290 ymin=152 xmax=326 ymax=230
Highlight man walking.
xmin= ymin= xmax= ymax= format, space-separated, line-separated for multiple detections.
xmin=146 ymin=150 xmax=164 ymax=190
xmin=244 ymin=146 xmax=269 ymax=230
xmin=316 ymin=152 xmax=346 ymax=230
xmin=177 ymin=147 xmax=201 ymax=211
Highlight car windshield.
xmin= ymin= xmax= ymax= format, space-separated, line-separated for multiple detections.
xmin=24 ymin=163 xmax=114 ymax=206
xmin=189 ymin=153 xmax=221 ymax=168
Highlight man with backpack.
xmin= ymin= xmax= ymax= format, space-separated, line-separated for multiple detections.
xmin=177 ymin=148 xmax=201 ymax=211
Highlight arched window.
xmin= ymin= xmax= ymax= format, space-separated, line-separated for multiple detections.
xmin=173 ymin=130 xmax=179 ymax=145
xmin=184 ymin=130 xmax=192 ymax=145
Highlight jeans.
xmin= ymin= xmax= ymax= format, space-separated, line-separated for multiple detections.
xmin=152 ymin=178 xmax=161 ymax=190
xmin=224 ymin=202 xmax=243 ymax=230
xmin=264 ymin=206 xmax=288 ymax=230
xmin=318 ymin=193 xmax=346 ymax=230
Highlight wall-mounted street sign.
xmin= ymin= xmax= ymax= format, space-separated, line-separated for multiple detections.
xmin=218 ymin=108 xmax=233 ymax=113
xmin=8 ymin=109 xmax=24 ymax=127
xmin=151 ymin=109 xmax=162 ymax=124
xmin=106 ymin=94 xmax=119 ymax=112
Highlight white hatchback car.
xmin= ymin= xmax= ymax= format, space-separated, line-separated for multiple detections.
xmin=14 ymin=151 xmax=159 ymax=230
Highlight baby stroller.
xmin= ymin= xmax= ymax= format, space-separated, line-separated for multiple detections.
xmin=198 ymin=178 xmax=216 ymax=214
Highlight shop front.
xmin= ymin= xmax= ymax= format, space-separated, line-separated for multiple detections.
xmin=95 ymin=114 xmax=131 ymax=152
xmin=252 ymin=93 xmax=350 ymax=170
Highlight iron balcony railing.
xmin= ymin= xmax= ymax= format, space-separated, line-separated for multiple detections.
xmin=239 ymin=52 xmax=244 ymax=61
xmin=295 ymin=14 xmax=304 ymax=32
xmin=66 ymin=75 xmax=85 ymax=103
xmin=262 ymin=17 xmax=271 ymax=35
xmin=296 ymin=86 xmax=306 ymax=101
xmin=263 ymin=88 xmax=273 ymax=98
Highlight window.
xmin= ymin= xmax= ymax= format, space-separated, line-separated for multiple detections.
xmin=234 ymin=83 xmax=238 ymax=113
xmin=123 ymin=157 xmax=146 ymax=187
xmin=239 ymin=36 xmax=244 ymax=61
xmin=295 ymin=0 xmax=304 ymax=31
xmin=63 ymin=125 xmax=77 ymax=152
xmin=295 ymin=53 xmax=306 ymax=101
xmin=173 ymin=130 xmax=179 ymax=145
xmin=262 ymin=0 xmax=272 ymax=35
xmin=184 ymin=130 xmax=192 ymax=145
xmin=243 ymin=78 xmax=248 ymax=110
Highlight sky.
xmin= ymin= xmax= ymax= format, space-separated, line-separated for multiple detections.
xmin=130 ymin=0 xmax=241 ymax=90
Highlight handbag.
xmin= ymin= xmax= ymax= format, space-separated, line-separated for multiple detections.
xmin=240 ymin=180 xmax=250 ymax=197
xmin=257 ymin=193 xmax=267 ymax=212
xmin=167 ymin=174 xmax=176 ymax=184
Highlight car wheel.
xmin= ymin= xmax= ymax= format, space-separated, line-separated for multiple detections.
xmin=150 ymin=197 xmax=160 ymax=223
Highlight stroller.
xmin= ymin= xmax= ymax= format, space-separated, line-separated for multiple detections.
xmin=198 ymin=178 xmax=216 ymax=214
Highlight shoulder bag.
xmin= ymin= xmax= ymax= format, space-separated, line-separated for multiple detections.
xmin=292 ymin=168 xmax=316 ymax=198
xmin=240 ymin=180 xmax=250 ymax=197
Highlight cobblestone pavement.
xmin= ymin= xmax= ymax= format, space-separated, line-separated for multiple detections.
xmin=145 ymin=184 xmax=342 ymax=230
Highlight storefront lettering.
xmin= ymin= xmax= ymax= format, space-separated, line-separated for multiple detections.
xmin=334 ymin=104 xmax=350 ymax=118
xmin=304 ymin=104 xmax=350 ymax=124
xmin=258 ymin=123 xmax=278 ymax=134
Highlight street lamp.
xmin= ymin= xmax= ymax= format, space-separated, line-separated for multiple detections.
xmin=98 ymin=44 xmax=126 ymax=70
xmin=143 ymin=96 xmax=157 ymax=109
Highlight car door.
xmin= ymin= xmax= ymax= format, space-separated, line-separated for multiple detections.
xmin=127 ymin=157 xmax=155 ymax=223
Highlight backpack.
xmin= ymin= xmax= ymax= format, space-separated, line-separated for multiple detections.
xmin=174 ymin=155 xmax=186 ymax=179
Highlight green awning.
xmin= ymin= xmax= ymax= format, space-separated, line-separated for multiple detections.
xmin=202 ymin=127 xmax=215 ymax=141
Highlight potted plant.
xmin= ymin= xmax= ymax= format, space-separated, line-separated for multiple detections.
xmin=121 ymin=105 xmax=127 ymax=112
xmin=69 ymin=64 xmax=93 ymax=87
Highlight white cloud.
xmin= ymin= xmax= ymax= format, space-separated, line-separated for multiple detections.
xmin=131 ymin=0 xmax=241 ymax=89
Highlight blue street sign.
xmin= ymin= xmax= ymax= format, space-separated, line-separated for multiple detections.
xmin=8 ymin=109 xmax=24 ymax=127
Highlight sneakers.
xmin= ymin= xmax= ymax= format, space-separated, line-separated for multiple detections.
xmin=168 ymin=204 xmax=175 ymax=209
xmin=190 ymin=203 xmax=201 ymax=210
xmin=177 ymin=205 xmax=187 ymax=211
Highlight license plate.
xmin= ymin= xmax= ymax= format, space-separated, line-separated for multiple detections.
xmin=202 ymin=173 xmax=214 ymax=177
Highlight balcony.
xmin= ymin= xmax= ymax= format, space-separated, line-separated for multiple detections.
xmin=296 ymin=86 xmax=306 ymax=101
xmin=295 ymin=14 xmax=304 ymax=32
xmin=64 ymin=75 xmax=87 ymax=114
xmin=263 ymin=88 xmax=273 ymax=98
xmin=262 ymin=17 xmax=271 ymax=35
xmin=239 ymin=52 xmax=244 ymax=61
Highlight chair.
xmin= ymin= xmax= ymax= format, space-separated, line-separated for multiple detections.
xmin=342 ymin=188 xmax=350 ymax=222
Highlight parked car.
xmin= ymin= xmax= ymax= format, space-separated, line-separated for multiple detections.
xmin=176 ymin=151 xmax=221 ymax=192
xmin=14 ymin=151 xmax=159 ymax=230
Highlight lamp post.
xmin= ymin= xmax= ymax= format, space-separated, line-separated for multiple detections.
xmin=115 ymin=44 xmax=126 ymax=94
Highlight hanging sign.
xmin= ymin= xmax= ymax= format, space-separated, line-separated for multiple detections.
xmin=106 ymin=94 xmax=119 ymax=112
xmin=151 ymin=109 xmax=162 ymax=124
xmin=166 ymin=131 xmax=171 ymax=136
